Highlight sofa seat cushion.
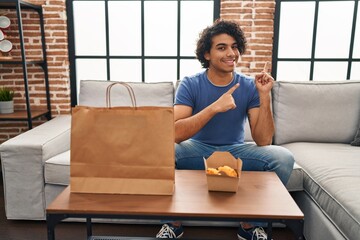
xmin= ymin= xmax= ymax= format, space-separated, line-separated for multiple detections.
xmin=285 ymin=162 xmax=303 ymax=192
xmin=45 ymin=150 xmax=70 ymax=185
xmin=44 ymin=148 xmax=303 ymax=192
xmin=281 ymin=142 xmax=360 ymax=240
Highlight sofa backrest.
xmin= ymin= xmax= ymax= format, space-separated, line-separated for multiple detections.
xmin=78 ymin=80 xmax=175 ymax=107
xmin=272 ymin=81 xmax=360 ymax=145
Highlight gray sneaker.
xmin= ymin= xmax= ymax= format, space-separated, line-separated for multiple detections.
xmin=156 ymin=223 xmax=184 ymax=238
xmin=237 ymin=225 xmax=267 ymax=240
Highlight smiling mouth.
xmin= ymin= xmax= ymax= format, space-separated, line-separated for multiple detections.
xmin=223 ymin=59 xmax=235 ymax=65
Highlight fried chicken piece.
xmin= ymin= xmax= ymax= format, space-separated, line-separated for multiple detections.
xmin=218 ymin=165 xmax=237 ymax=177
xmin=206 ymin=167 xmax=220 ymax=175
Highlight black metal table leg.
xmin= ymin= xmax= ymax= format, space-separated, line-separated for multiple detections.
xmin=47 ymin=214 xmax=68 ymax=240
xmin=87 ymin=217 xmax=92 ymax=237
xmin=267 ymin=221 xmax=273 ymax=239
xmin=283 ymin=219 xmax=304 ymax=240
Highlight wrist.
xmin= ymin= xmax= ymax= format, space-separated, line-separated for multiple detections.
xmin=259 ymin=93 xmax=271 ymax=103
xmin=209 ymin=101 xmax=221 ymax=114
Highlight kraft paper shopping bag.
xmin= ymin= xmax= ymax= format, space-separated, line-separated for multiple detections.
xmin=70 ymin=82 xmax=175 ymax=195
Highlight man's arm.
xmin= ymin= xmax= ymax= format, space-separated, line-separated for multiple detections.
xmin=248 ymin=63 xmax=275 ymax=146
xmin=248 ymin=96 xmax=274 ymax=146
xmin=174 ymin=83 xmax=240 ymax=144
xmin=174 ymin=105 xmax=215 ymax=144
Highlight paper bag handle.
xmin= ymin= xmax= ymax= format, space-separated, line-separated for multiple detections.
xmin=106 ymin=82 xmax=137 ymax=108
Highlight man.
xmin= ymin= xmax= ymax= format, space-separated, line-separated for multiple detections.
xmin=156 ymin=19 xmax=294 ymax=240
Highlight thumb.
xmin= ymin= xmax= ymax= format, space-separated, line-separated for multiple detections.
xmin=227 ymin=83 xmax=240 ymax=95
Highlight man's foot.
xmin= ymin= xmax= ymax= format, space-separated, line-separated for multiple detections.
xmin=156 ymin=223 xmax=184 ymax=238
xmin=237 ymin=225 xmax=267 ymax=240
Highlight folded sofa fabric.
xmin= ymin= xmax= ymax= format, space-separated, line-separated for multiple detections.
xmin=282 ymin=142 xmax=360 ymax=240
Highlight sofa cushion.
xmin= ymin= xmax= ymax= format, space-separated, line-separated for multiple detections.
xmin=243 ymin=119 xmax=254 ymax=142
xmin=281 ymin=142 xmax=360 ymax=240
xmin=79 ymin=80 xmax=175 ymax=107
xmin=272 ymin=81 xmax=360 ymax=145
xmin=285 ymin=162 xmax=303 ymax=192
xmin=45 ymin=150 xmax=70 ymax=185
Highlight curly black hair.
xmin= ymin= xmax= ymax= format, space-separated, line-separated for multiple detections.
xmin=196 ymin=19 xmax=247 ymax=68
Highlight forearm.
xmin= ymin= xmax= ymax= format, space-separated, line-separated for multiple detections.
xmin=175 ymin=105 xmax=217 ymax=144
xmin=252 ymin=95 xmax=275 ymax=146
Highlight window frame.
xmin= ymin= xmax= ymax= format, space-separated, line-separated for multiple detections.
xmin=272 ymin=0 xmax=359 ymax=81
xmin=66 ymin=0 xmax=220 ymax=106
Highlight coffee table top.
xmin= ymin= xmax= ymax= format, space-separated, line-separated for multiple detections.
xmin=47 ymin=170 xmax=303 ymax=221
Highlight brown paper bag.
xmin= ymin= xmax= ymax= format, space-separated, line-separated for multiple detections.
xmin=70 ymin=82 xmax=175 ymax=195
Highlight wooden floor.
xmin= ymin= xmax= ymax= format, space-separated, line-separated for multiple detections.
xmin=0 ymin=171 xmax=297 ymax=240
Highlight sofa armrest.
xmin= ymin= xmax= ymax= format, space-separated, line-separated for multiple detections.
xmin=0 ymin=115 xmax=71 ymax=220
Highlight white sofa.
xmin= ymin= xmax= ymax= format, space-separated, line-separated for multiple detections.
xmin=1 ymin=80 xmax=360 ymax=240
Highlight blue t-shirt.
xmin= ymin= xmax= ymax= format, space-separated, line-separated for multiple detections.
xmin=175 ymin=70 xmax=260 ymax=145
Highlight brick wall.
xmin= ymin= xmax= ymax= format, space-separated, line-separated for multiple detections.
xmin=221 ymin=0 xmax=275 ymax=74
xmin=0 ymin=0 xmax=275 ymax=143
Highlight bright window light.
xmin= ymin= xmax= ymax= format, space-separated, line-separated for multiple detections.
xmin=108 ymin=1 xmax=141 ymax=56
xmin=73 ymin=1 xmax=106 ymax=56
xmin=110 ymin=59 xmax=142 ymax=82
xmin=315 ymin=1 xmax=354 ymax=58
xmin=353 ymin=4 xmax=360 ymax=58
xmin=278 ymin=2 xmax=315 ymax=58
xmin=350 ymin=62 xmax=360 ymax=79
xmin=313 ymin=62 xmax=348 ymax=80
xmin=145 ymin=59 xmax=177 ymax=83
xmin=276 ymin=62 xmax=311 ymax=81
xmin=144 ymin=1 xmax=177 ymax=56
xmin=180 ymin=59 xmax=204 ymax=80
xmin=180 ymin=1 xmax=213 ymax=56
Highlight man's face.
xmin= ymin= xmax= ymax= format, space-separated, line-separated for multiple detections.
xmin=204 ymin=33 xmax=240 ymax=73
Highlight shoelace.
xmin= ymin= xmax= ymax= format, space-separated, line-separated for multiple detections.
xmin=156 ymin=224 xmax=177 ymax=238
xmin=252 ymin=227 xmax=267 ymax=240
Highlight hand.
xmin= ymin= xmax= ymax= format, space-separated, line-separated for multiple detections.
xmin=212 ymin=83 xmax=240 ymax=113
xmin=255 ymin=62 xmax=274 ymax=95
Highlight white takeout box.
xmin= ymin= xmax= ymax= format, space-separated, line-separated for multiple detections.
xmin=204 ymin=151 xmax=243 ymax=192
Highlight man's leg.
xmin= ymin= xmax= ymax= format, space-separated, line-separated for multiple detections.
xmin=175 ymin=140 xmax=295 ymax=185
xmin=175 ymin=139 xmax=216 ymax=170
xmin=224 ymin=143 xmax=295 ymax=185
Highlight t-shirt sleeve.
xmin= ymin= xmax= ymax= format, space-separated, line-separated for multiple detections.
xmin=174 ymin=78 xmax=194 ymax=108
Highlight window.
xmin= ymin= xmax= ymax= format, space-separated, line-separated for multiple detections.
xmin=272 ymin=0 xmax=359 ymax=81
xmin=66 ymin=0 xmax=220 ymax=105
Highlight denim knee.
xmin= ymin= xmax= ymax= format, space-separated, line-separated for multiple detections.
xmin=268 ymin=147 xmax=295 ymax=185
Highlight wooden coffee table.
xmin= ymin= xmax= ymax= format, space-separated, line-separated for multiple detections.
xmin=46 ymin=170 xmax=304 ymax=240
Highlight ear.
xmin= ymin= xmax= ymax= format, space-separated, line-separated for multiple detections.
xmin=204 ymin=52 xmax=210 ymax=61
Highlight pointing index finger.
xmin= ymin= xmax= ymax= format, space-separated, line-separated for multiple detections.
xmin=227 ymin=83 xmax=240 ymax=94
xmin=263 ymin=61 xmax=270 ymax=73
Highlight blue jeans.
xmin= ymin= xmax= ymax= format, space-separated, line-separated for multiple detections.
xmin=175 ymin=139 xmax=294 ymax=186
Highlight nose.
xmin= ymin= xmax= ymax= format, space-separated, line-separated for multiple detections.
xmin=226 ymin=48 xmax=235 ymax=57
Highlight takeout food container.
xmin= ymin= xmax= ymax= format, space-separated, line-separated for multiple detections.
xmin=204 ymin=151 xmax=242 ymax=192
